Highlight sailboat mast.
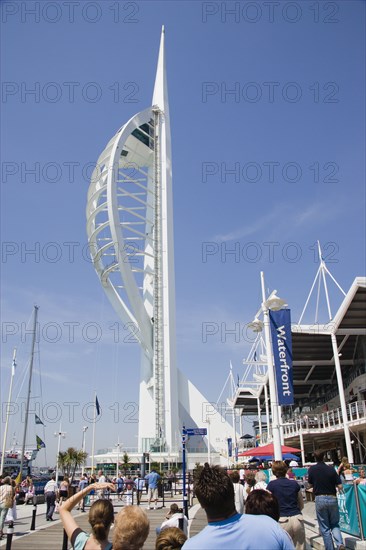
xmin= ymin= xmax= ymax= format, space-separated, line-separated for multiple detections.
xmin=0 ymin=348 xmax=17 ymax=475
xmin=19 ymin=305 xmax=39 ymax=480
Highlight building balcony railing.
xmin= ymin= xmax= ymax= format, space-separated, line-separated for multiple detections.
xmin=282 ymin=400 xmax=366 ymax=438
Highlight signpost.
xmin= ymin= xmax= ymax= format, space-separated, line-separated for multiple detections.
xmin=185 ymin=428 xmax=207 ymax=436
xmin=182 ymin=427 xmax=207 ymax=518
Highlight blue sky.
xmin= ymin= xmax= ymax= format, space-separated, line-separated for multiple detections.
xmin=1 ymin=0 xmax=365 ymax=466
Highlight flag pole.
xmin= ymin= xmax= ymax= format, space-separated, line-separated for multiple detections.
xmin=0 ymin=348 xmax=17 ymax=475
xmin=91 ymin=391 xmax=97 ymax=473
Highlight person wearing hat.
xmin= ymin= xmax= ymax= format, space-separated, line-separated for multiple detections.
xmin=156 ymin=503 xmax=188 ymax=535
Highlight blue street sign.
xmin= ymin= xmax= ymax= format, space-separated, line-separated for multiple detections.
xmin=185 ymin=428 xmax=207 ymax=436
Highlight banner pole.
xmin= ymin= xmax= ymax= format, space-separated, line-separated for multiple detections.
xmin=353 ymin=481 xmax=365 ymax=540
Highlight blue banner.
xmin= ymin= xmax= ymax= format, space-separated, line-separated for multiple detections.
xmin=357 ymin=485 xmax=366 ymax=538
xmin=269 ymin=309 xmax=294 ymax=405
xmin=228 ymin=438 xmax=232 ymax=457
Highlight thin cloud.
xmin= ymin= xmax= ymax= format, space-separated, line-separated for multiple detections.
xmin=212 ymin=206 xmax=288 ymax=242
xmin=212 ymin=202 xmax=341 ymax=243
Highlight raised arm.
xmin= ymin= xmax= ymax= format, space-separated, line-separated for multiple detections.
xmin=59 ymin=482 xmax=115 ymax=540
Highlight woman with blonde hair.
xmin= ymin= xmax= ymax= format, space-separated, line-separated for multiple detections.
xmin=337 ymin=457 xmax=353 ymax=483
xmin=60 ymin=481 xmax=115 ymax=549
xmin=254 ymin=470 xmax=268 ymax=490
xmin=113 ymin=505 xmax=150 ymax=550
xmin=156 ymin=526 xmax=187 ymax=550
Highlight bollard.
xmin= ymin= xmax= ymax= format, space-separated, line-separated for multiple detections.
xmin=183 ymin=495 xmax=189 ymax=520
xmin=162 ymin=483 xmax=165 ymax=508
xmin=62 ymin=529 xmax=68 ymax=550
xmin=30 ymin=495 xmax=37 ymax=530
xmin=6 ymin=521 xmax=14 ymax=550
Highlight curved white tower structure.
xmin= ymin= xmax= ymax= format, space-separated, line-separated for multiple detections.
xmin=87 ymin=28 xmax=236 ymax=456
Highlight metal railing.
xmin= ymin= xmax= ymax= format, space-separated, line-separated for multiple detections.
xmin=283 ymin=400 xmax=366 ymax=438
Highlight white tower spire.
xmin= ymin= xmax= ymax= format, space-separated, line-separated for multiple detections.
xmin=152 ymin=26 xmax=169 ymax=114
xmin=86 ymin=28 xmax=236 ymax=460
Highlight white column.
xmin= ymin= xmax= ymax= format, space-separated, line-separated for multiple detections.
xmin=331 ymin=333 xmax=354 ymax=463
xmin=232 ymin=407 xmax=237 ymax=464
xmin=264 ymin=384 xmax=270 ymax=439
xmin=299 ymin=429 xmax=305 ymax=465
xmin=261 ymin=272 xmax=282 ymax=461
xmin=278 ymin=405 xmax=285 ymax=445
xmin=257 ymin=398 xmax=262 ymax=444
xmin=207 ymin=418 xmax=211 ymax=465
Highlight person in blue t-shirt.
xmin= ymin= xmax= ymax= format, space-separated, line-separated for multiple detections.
xmin=116 ymin=475 xmax=124 ymax=501
xmin=182 ymin=463 xmax=294 ymax=550
xmin=77 ymin=474 xmax=89 ymax=512
xmin=145 ymin=469 xmax=161 ymax=510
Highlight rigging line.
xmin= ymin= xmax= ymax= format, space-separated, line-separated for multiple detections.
xmin=11 ymin=308 xmax=36 ymax=398
xmin=14 ymin=357 xmax=31 ymax=403
xmin=93 ymin=293 xmax=106 ymax=388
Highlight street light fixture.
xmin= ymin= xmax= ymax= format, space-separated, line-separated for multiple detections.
xmin=248 ymin=318 xmax=264 ymax=333
xmin=115 ymin=438 xmax=121 ymax=477
xmin=54 ymin=424 xmax=66 ymax=484
xmin=265 ymin=291 xmax=287 ymax=311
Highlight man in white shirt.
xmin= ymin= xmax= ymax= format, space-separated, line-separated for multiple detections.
xmin=44 ymin=476 xmax=58 ymax=521
xmin=97 ymin=470 xmax=106 ymax=498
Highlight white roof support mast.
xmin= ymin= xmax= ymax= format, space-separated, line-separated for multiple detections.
xmin=298 ymin=241 xmax=346 ymax=324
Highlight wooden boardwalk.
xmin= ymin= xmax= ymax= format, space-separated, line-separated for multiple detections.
xmin=5 ymin=498 xmax=207 ymax=550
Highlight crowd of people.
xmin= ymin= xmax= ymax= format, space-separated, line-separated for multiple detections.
xmin=0 ymin=455 xmax=364 ymax=548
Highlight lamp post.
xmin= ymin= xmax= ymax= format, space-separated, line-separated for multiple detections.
xmin=81 ymin=426 xmax=88 ymax=476
xmin=115 ymin=438 xmax=121 ymax=477
xmin=249 ymin=272 xmax=287 ymax=461
xmin=54 ymin=423 xmax=66 ymax=484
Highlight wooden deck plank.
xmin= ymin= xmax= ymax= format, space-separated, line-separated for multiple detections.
xmin=8 ymin=497 xmax=196 ymax=550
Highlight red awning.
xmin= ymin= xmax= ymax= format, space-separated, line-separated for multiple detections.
xmin=238 ymin=443 xmax=301 ymax=457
